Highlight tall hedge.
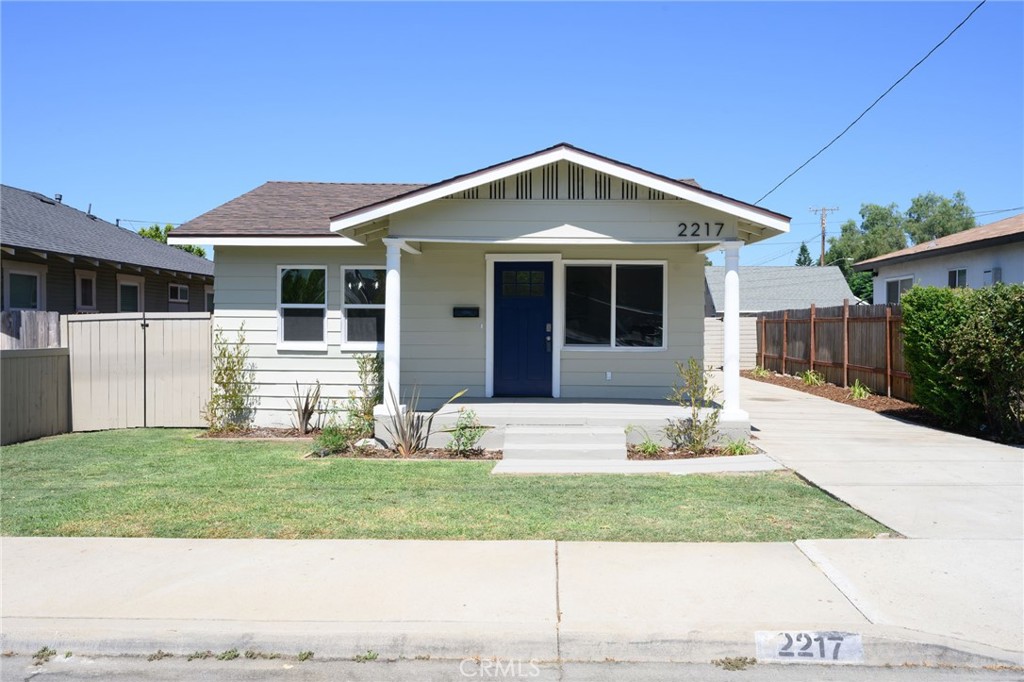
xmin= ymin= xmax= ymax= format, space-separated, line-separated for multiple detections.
xmin=901 ymin=284 xmax=1024 ymax=442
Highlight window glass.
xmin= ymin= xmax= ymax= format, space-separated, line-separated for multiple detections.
xmin=344 ymin=269 xmax=385 ymax=305
xmin=615 ymin=265 xmax=663 ymax=347
xmin=281 ymin=268 xmax=325 ymax=305
xmin=565 ymin=266 xmax=611 ymax=345
xmin=119 ymin=284 xmax=140 ymax=312
xmin=947 ymin=269 xmax=966 ymax=288
xmin=80 ymin=277 xmax=94 ymax=308
xmin=346 ymin=309 xmax=385 ymax=342
xmin=282 ymin=308 xmax=324 ymax=342
xmin=10 ymin=273 xmax=38 ymax=309
xmin=206 ymin=291 xmax=215 ymax=312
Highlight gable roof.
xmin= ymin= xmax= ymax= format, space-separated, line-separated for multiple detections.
xmin=704 ymin=266 xmax=856 ymax=314
xmin=329 ymin=143 xmax=790 ymax=235
xmin=173 ymin=182 xmax=425 ymax=238
xmin=1 ymin=185 xmax=214 ymax=277
xmin=854 ymin=213 xmax=1024 ymax=271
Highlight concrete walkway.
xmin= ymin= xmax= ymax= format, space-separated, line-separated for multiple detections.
xmin=2 ymin=537 xmax=1021 ymax=666
xmin=740 ymin=377 xmax=1024 ymax=540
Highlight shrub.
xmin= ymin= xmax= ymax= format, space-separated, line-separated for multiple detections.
xmin=625 ymin=424 xmax=662 ymax=457
xmin=902 ymin=284 xmax=1024 ymax=442
xmin=203 ymin=324 xmax=258 ymax=432
xmin=445 ymin=409 xmax=487 ymax=456
xmin=720 ymin=437 xmax=755 ymax=456
xmin=664 ymin=357 xmax=721 ymax=455
xmin=343 ymin=353 xmax=383 ymax=440
xmin=314 ymin=424 xmax=350 ymax=456
xmin=381 ymin=386 xmax=467 ymax=456
xmin=291 ymin=381 xmax=322 ymax=434
xmin=849 ymin=379 xmax=872 ymax=400
xmin=750 ymin=365 xmax=771 ymax=378
xmin=800 ymin=369 xmax=825 ymax=387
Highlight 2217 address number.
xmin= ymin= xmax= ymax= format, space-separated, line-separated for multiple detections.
xmin=678 ymin=222 xmax=725 ymax=237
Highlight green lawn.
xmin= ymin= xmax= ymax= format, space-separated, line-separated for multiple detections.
xmin=1 ymin=429 xmax=887 ymax=542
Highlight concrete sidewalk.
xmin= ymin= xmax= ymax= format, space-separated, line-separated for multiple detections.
xmin=740 ymin=377 xmax=1024 ymax=540
xmin=2 ymin=537 xmax=1021 ymax=667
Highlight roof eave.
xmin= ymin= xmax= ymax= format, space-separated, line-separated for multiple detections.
xmin=853 ymin=232 xmax=1024 ymax=271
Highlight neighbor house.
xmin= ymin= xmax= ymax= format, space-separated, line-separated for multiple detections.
xmin=170 ymin=144 xmax=790 ymax=429
xmin=853 ymin=212 xmax=1023 ymax=305
xmin=703 ymin=265 xmax=856 ymax=370
xmin=1 ymin=184 xmax=215 ymax=316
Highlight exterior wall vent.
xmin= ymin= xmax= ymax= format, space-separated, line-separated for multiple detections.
xmin=594 ymin=172 xmax=613 ymax=200
xmin=515 ymin=172 xmax=533 ymax=200
xmin=542 ymin=165 xmax=559 ymax=200
xmin=568 ymin=164 xmax=585 ymax=200
xmin=621 ymin=181 xmax=639 ymax=200
xmin=489 ymin=180 xmax=506 ymax=200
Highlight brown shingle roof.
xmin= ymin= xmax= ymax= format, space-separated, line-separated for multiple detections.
xmin=172 ymin=182 xmax=425 ymax=237
xmin=854 ymin=213 xmax=1024 ymax=270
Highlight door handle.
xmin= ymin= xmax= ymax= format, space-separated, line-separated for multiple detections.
xmin=546 ymin=335 xmax=552 ymax=352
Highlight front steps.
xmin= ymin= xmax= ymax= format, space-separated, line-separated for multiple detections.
xmin=501 ymin=425 xmax=627 ymax=461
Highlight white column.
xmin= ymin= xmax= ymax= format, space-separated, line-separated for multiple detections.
xmin=381 ymin=238 xmax=403 ymax=412
xmin=721 ymin=240 xmax=747 ymax=420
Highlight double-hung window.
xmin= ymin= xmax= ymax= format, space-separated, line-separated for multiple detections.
xmin=278 ymin=266 xmax=327 ymax=349
xmin=4 ymin=263 xmax=46 ymax=311
xmin=564 ymin=262 xmax=665 ymax=349
xmin=75 ymin=270 xmax=97 ymax=312
xmin=947 ymin=268 xmax=967 ymax=289
xmin=342 ymin=267 xmax=386 ymax=349
xmin=169 ymin=283 xmax=190 ymax=304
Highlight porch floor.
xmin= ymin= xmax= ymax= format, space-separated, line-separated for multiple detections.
xmin=437 ymin=398 xmax=688 ymax=428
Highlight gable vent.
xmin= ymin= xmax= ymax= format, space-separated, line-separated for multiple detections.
xmin=453 ymin=187 xmax=479 ymax=199
xmin=621 ymin=181 xmax=639 ymax=200
xmin=568 ymin=164 xmax=585 ymax=200
xmin=542 ymin=165 xmax=559 ymax=200
xmin=515 ymin=171 xmax=533 ymax=200
xmin=488 ymin=180 xmax=506 ymax=200
xmin=648 ymin=188 xmax=666 ymax=200
xmin=594 ymin=172 xmax=613 ymax=200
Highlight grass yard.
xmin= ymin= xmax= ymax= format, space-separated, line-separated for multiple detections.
xmin=1 ymin=429 xmax=888 ymax=542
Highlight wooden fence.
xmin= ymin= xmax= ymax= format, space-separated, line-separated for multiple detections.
xmin=1 ymin=347 xmax=71 ymax=445
xmin=67 ymin=313 xmax=212 ymax=432
xmin=0 ymin=310 xmax=62 ymax=350
xmin=756 ymin=301 xmax=913 ymax=401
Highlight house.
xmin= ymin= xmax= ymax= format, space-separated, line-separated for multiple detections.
xmin=1 ymin=184 xmax=215 ymax=316
xmin=170 ymin=143 xmax=791 ymax=430
xmin=702 ymin=265 xmax=856 ymax=369
xmin=853 ymin=212 xmax=1024 ymax=305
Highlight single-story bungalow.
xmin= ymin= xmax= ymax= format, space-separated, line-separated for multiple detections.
xmin=170 ymin=144 xmax=790 ymax=429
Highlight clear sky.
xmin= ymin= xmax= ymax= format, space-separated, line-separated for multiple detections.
xmin=2 ymin=1 xmax=1022 ymax=265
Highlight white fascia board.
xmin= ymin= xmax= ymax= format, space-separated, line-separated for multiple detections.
xmin=388 ymin=235 xmax=724 ymax=247
xmin=168 ymin=236 xmax=364 ymax=247
xmin=330 ymin=146 xmax=790 ymax=235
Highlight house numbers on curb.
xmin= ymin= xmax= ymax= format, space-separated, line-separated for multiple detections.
xmin=755 ymin=631 xmax=864 ymax=663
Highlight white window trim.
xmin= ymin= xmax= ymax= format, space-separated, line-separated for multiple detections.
xmin=341 ymin=265 xmax=386 ymax=351
xmin=204 ymin=284 xmax=215 ymax=312
xmin=75 ymin=269 xmax=97 ymax=312
xmin=3 ymin=262 xmax=47 ymax=311
xmin=168 ymin=282 xmax=190 ymax=304
xmin=484 ymin=253 xmax=563 ymax=398
xmin=116 ymin=274 xmax=145 ymax=312
xmin=947 ymin=267 xmax=967 ymax=289
xmin=277 ymin=265 xmax=328 ymax=351
xmin=885 ymin=275 xmax=914 ymax=305
xmin=562 ymin=260 xmax=668 ymax=352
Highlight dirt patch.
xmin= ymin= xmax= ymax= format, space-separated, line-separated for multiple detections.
xmin=306 ymin=447 xmax=502 ymax=461
xmin=199 ymin=427 xmax=314 ymax=440
xmin=742 ymin=370 xmax=944 ymax=429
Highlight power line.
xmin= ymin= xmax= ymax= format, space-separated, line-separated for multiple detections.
xmin=754 ymin=0 xmax=988 ymax=205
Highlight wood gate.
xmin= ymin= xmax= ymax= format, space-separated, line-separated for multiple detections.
xmin=67 ymin=313 xmax=212 ymax=431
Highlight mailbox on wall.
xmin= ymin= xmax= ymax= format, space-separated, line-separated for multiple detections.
xmin=452 ymin=306 xmax=479 ymax=318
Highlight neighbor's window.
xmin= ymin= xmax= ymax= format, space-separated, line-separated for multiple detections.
xmin=75 ymin=270 xmax=97 ymax=311
xmin=205 ymin=285 xmax=215 ymax=312
xmin=5 ymin=271 xmax=42 ymax=310
xmin=342 ymin=267 xmax=386 ymax=348
xmin=279 ymin=267 xmax=327 ymax=346
xmin=169 ymin=283 xmax=190 ymax=304
xmin=885 ymin=277 xmax=913 ymax=305
xmin=947 ymin=268 xmax=967 ymax=289
xmin=564 ymin=263 xmax=664 ymax=349
xmin=117 ymin=274 xmax=145 ymax=313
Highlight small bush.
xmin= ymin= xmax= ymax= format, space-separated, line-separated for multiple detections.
xmin=664 ymin=357 xmax=721 ymax=455
xmin=343 ymin=353 xmax=383 ymax=440
xmin=720 ymin=437 xmax=755 ymax=456
xmin=625 ymin=424 xmax=662 ymax=457
xmin=382 ymin=386 xmax=467 ymax=456
xmin=750 ymin=365 xmax=771 ymax=378
xmin=445 ymin=409 xmax=487 ymax=456
xmin=849 ymin=379 xmax=872 ymax=400
xmin=314 ymin=423 xmax=350 ymax=455
xmin=203 ymin=324 xmax=258 ymax=432
xmin=800 ymin=369 xmax=825 ymax=387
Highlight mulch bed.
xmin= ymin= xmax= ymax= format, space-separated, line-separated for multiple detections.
xmin=199 ymin=427 xmax=313 ymax=440
xmin=306 ymin=447 xmax=502 ymax=460
xmin=741 ymin=370 xmax=944 ymax=429
xmin=626 ymin=446 xmax=760 ymax=460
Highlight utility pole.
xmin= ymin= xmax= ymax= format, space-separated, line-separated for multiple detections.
xmin=809 ymin=206 xmax=839 ymax=266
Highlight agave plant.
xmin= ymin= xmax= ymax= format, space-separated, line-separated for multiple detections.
xmin=291 ymin=381 xmax=322 ymax=434
xmin=381 ymin=386 xmax=467 ymax=456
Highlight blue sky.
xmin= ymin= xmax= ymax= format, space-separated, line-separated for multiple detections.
xmin=2 ymin=1 xmax=1022 ymax=265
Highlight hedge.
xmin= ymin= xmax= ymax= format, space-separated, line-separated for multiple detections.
xmin=901 ymin=283 xmax=1024 ymax=443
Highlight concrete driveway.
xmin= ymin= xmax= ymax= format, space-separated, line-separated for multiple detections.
xmin=740 ymin=377 xmax=1024 ymax=540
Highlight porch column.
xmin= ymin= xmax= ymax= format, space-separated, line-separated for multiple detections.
xmin=381 ymin=238 xmax=402 ymax=411
xmin=721 ymin=240 xmax=746 ymax=420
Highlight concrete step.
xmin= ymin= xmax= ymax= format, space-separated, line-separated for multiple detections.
xmin=503 ymin=425 xmax=627 ymax=461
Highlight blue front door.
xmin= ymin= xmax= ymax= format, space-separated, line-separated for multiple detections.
xmin=494 ymin=262 xmax=553 ymax=397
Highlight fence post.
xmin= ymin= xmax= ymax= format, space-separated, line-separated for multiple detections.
xmin=842 ymin=299 xmax=849 ymax=387
xmin=781 ymin=310 xmax=788 ymax=375
xmin=809 ymin=303 xmax=816 ymax=374
xmin=885 ymin=306 xmax=892 ymax=398
xmin=759 ymin=316 xmax=766 ymax=368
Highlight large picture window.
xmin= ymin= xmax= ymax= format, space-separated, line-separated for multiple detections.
xmin=564 ymin=262 xmax=665 ymax=349
xmin=279 ymin=267 xmax=327 ymax=347
xmin=342 ymin=267 xmax=386 ymax=348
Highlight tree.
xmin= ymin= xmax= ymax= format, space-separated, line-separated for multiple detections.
xmin=795 ymin=243 xmax=814 ymax=266
xmin=138 ymin=224 xmax=206 ymax=258
xmin=904 ymin=191 xmax=974 ymax=244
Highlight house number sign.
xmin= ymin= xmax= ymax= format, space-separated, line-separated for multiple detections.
xmin=678 ymin=221 xmax=725 ymax=238
xmin=755 ymin=630 xmax=864 ymax=663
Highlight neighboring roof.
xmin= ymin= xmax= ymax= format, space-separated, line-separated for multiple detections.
xmin=1 ymin=185 xmax=214 ymax=277
xmin=854 ymin=213 xmax=1024 ymax=271
xmin=329 ymin=143 xmax=790 ymax=234
xmin=704 ymin=266 xmax=856 ymax=314
xmin=173 ymin=182 xmax=425 ymax=238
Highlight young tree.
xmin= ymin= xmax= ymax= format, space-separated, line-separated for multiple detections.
xmin=904 ymin=191 xmax=974 ymax=244
xmin=138 ymin=224 xmax=207 ymax=258
xmin=795 ymin=243 xmax=814 ymax=266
